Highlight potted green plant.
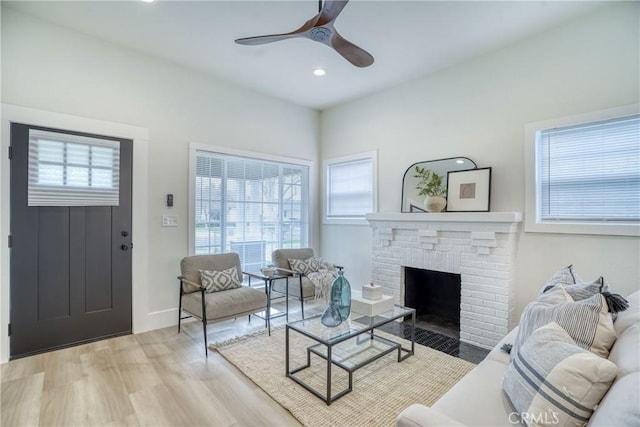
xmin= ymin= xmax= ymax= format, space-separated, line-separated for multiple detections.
xmin=414 ymin=166 xmax=447 ymax=212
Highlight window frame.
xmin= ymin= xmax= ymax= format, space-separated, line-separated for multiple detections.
xmin=524 ymin=104 xmax=639 ymax=237
xmin=188 ymin=143 xmax=313 ymax=259
xmin=323 ymin=150 xmax=377 ymax=225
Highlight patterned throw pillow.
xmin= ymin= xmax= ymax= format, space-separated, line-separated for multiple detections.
xmin=307 ymin=257 xmax=322 ymax=272
xmin=540 ymin=265 xmax=609 ymax=301
xmin=538 ymin=264 xmax=582 ymax=294
xmin=504 ymin=322 xmax=617 ymax=427
xmin=288 ymin=257 xmax=321 ymax=275
xmin=512 ymin=285 xmax=616 ymax=360
xmin=560 ymin=277 xmax=609 ymax=301
xmin=540 ymin=265 xmax=613 ymax=300
xmin=199 ymin=267 xmax=242 ymax=293
xmin=541 ymin=270 xmax=627 ymax=313
xmin=318 ymin=259 xmax=336 ymax=271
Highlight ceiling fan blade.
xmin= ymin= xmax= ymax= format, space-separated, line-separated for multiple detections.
xmin=317 ymin=0 xmax=349 ymax=26
xmin=235 ymin=0 xmax=373 ymax=68
xmin=330 ymin=31 xmax=374 ymax=68
xmin=235 ymin=10 xmax=321 ymax=46
xmin=235 ymin=33 xmax=301 ymax=46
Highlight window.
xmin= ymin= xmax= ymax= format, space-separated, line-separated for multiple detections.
xmin=324 ymin=151 xmax=377 ymax=224
xmin=28 ymin=129 xmax=120 ymax=206
xmin=191 ymin=147 xmax=310 ymax=273
xmin=525 ymin=106 xmax=639 ymax=236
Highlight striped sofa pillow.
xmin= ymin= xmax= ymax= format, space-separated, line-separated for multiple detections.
xmin=504 ymin=322 xmax=617 ymax=427
xmin=512 ymin=285 xmax=616 ymax=360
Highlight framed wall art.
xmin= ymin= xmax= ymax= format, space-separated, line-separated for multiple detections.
xmin=400 ymin=157 xmax=476 ymax=212
xmin=446 ymin=167 xmax=492 ymax=212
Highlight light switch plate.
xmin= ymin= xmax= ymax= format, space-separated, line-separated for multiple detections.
xmin=162 ymin=215 xmax=178 ymax=227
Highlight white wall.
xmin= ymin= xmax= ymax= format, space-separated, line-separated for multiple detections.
xmin=320 ymin=3 xmax=640 ymax=317
xmin=2 ymin=3 xmax=639 ymax=362
xmin=0 ymin=8 xmax=320 ymax=361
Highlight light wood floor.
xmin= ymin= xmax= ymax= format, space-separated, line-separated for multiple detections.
xmin=1 ymin=299 xmax=323 ymax=427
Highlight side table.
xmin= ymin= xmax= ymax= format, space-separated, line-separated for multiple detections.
xmin=245 ymin=270 xmax=301 ymax=327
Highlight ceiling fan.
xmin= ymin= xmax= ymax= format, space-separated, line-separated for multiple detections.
xmin=235 ymin=0 xmax=374 ymax=68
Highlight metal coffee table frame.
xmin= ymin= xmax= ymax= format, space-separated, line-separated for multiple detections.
xmin=285 ymin=305 xmax=416 ymax=405
xmin=245 ymin=268 xmax=305 ymax=327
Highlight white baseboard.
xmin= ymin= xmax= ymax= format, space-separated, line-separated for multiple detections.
xmin=135 ymin=308 xmax=186 ymax=334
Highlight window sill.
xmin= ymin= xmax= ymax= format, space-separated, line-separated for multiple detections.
xmin=524 ymin=220 xmax=639 ymax=237
xmin=323 ymin=217 xmax=370 ymax=226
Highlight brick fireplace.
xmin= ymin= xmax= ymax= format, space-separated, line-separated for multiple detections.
xmin=365 ymin=212 xmax=522 ymax=349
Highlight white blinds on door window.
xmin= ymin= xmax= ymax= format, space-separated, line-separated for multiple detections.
xmin=28 ymin=129 xmax=120 ymax=206
xmin=537 ymin=115 xmax=639 ymax=222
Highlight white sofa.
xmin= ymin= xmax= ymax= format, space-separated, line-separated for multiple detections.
xmin=397 ymin=291 xmax=640 ymax=427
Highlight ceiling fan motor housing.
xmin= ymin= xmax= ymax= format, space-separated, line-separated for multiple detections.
xmin=310 ymin=27 xmax=332 ymax=42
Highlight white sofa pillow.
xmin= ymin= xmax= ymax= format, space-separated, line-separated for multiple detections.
xmin=607 ymin=323 xmax=640 ymax=378
xmin=614 ymin=291 xmax=640 ymax=336
xmin=587 ymin=372 xmax=640 ymax=427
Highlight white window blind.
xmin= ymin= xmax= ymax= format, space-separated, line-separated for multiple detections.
xmin=326 ymin=156 xmax=375 ymax=218
xmin=537 ymin=115 xmax=640 ymax=222
xmin=194 ymin=150 xmax=309 ymax=273
xmin=28 ymin=129 xmax=120 ymax=206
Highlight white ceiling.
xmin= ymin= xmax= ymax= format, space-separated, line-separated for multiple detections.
xmin=4 ymin=0 xmax=606 ymax=110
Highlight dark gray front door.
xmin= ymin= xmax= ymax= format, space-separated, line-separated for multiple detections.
xmin=9 ymin=123 xmax=133 ymax=359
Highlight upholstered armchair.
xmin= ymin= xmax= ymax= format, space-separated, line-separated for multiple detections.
xmin=271 ymin=248 xmax=341 ymax=317
xmin=178 ymin=253 xmax=268 ymax=356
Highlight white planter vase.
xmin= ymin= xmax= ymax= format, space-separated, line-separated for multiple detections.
xmin=423 ymin=195 xmax=446 ymax=213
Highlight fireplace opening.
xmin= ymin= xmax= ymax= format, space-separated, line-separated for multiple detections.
xmin=404 ymin=266 xmax=461 ymax=338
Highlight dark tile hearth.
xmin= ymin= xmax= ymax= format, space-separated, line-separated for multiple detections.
xmin=376 ymin=321 xmax=490 ymax=365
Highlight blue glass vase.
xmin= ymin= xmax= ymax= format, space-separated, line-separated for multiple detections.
xmin=320 ymin=303 xmax=343 ymax=327
xmin=330 ymin=270 xmax=351 ymax=321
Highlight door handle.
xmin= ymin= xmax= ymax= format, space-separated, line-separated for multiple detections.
xmin=121 ymin=244 xmax=130 ymax=251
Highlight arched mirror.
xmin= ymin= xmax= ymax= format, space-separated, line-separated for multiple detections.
xmin=401 ymin=157 xmax=477 ymax=212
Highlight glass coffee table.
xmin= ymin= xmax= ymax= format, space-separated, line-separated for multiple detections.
xmin=285 ymin=305 xmax=416 ymax=405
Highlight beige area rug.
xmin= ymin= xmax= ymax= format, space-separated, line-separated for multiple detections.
xmin=211 ymin=326 xmax=475 ymax=427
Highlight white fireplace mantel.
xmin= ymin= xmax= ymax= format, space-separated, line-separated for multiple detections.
xmin=365 ymin=212 xmax=522 ymax=223
xmin=365 ymin=211 xmax=523 ymax=349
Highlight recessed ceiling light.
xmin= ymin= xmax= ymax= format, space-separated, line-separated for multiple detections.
xmin=313 ymin=68 xmax=327 ymax=77
xmin=456 ymin=160 xmax=465 ymax=164
xmin=141 ymin=0 xmax=155 ymax=3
